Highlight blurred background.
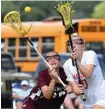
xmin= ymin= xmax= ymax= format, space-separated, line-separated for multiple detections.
xmin=1 ymin=1 xmax=105 ymax=109
xmin=1 ymin=1 xmax=105 ymax=21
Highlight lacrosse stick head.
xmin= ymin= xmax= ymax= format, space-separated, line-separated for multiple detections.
xmin=4 ymin=11 xmax=32 ymax=37
xmin=55 ymin=1 xmax=74 ymax=31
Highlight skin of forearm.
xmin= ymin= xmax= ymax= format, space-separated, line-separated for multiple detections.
xmin=69 ymin=82 xmax=81 ymax=95
xmin=76 ymin=60 xmax=91 ymax=78
xmin=12 ymin=94 xmax=20 ymax=99
xmin=43 ymin=79 xmax=56 ymax=100
xmin=12 ymin=94 xmax=25 ymax=99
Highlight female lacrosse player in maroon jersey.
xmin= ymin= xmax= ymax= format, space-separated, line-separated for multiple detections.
xmin=23 ymin=51 xmax=73 ymax=109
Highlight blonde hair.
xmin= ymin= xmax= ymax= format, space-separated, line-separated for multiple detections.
xmin=71 ymin=32 xmax=81 ymax=38
xmin=66 ymin=32 xmax=84 ymax=46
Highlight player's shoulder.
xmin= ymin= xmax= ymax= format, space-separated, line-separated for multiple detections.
xmin=84 ymin=50 xmax=96 ymax=57
xmin=85 ymin=50 xmax=96 ymax=54
xmin=38 ymin=69 xmax=48 ymax=76
xmin=40 ymin=69 xmax=48 ymax=72
xmin=63 ymin=58 xmax=72 ymax=67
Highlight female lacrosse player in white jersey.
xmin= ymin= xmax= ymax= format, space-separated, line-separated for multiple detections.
xmin=63 ymin=33 xmax=105 ymax=109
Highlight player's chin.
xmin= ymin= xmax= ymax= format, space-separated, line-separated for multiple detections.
xmin=51 ymin=65 xmax=58 ymax=69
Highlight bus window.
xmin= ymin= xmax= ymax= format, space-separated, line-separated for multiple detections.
xmin=42 ymin=37 xmax=54 ymax=53
xmin=1 ymin=52 xmax=16 ymax=72
xmin=86 ymin=42 xmax=104 ymax=54
xmin=1 ymin=19 xmax=105 ymax=73
xmin=30 ymin=38 xmax=38 ymax=58
xmin=19 ymin=38 xmax=27 ymax=58
xmin=8 ymin=38 xmax=16 ymax=57
xmin=1 ymin=38 xmax=5 ymax=51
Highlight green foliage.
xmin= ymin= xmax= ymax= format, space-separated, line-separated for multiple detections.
xmin=1 ymin=1 xmax=19 ymax=22
xmin=92 ymin=2 xmax=105 ymax=19
xmin=1 ymin=1 xmax=58 ymax=22
xmin=1 ymin=1 xmax=101 ymax=22
xmin=72 ymin=1 xmax=100 ymax=18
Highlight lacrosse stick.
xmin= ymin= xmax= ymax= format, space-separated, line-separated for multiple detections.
xmin=4 ymin=11 xmax=66 ymax=88
xmin=55 ymin=1 xmax=86 ymax=101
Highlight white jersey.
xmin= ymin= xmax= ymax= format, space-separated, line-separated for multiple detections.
xmin=63 ymin=50 xmax=105 ymax=108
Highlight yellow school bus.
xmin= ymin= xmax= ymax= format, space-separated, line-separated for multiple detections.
xmin=74 ymin=19 xmax=105 ymax=54
xmin=1 ymin=18 xmax=105 ymax=73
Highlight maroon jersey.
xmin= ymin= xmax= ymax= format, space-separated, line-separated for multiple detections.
xmin=23 ymin=67 xmax=67 ymax=109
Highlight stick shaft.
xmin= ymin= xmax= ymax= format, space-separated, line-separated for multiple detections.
xmin=69 ymin=34 xmax=75 ymax=66
xmin=68 ymin=35 xmax=81 ymax=82
xmin=26 ymin=37 xmax=66 ymax=87
xmin=68 ymin=35 xmax=86 ymax=101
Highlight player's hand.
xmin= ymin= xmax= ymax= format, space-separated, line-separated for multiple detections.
xmin=49 ymin=69 xmax=59 ymax=81
xmin=76 ymin=84 xmax=85 ymax=95
xmin=70 ymin=47 xmax=78 ymax=60
xmin=64 ymin=85 xmax=72 ymax=94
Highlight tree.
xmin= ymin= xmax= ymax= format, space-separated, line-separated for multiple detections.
xmin=1 ymin=1 xmax=101 ymax=22
xmin=1 ymin=1 xmax=57 ymax=22
xmin=1 ymin=1 xmax=18 ymax=22
xmin=91 ymin=2 xmax=105 ymax=19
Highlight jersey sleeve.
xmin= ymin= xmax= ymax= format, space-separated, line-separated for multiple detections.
xmin=85 ymin=50 xmax=97 ymax=66
xmin=37 ymin=70 xmax=48 ymax=88
xmin=63 ymin=62 xmax=74 ymax=82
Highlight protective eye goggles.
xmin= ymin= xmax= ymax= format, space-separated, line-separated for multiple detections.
xmin=45 ymin=55 xmax=60 ymax=61
xmin=67 ymin=39 xmax=84 ymax=46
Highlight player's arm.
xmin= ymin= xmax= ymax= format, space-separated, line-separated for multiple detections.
xmin=63 ymin=64 xmax=84 ymax=95
xmin=12 ymin=93 xmax=19 ymax=99
xmin=76 ymin=60 xmax=94 ymax=79
xmin=68 ymin=81 xmax=84 ymax=95
xmin=71 ymin=49 xmax=96 ymax=79
xmin=76 ymin=51 xmax=97 ymax=79
xmin=38 ymin=69 xmax=58 ymax=100
xmin=41 ymin=79 xmax=56 ymax=100
xmin=12 ymin=92 xmax=25 ymax=99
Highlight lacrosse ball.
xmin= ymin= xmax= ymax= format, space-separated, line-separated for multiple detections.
xmin=25 ymin=6 xmax=31 ymax=13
